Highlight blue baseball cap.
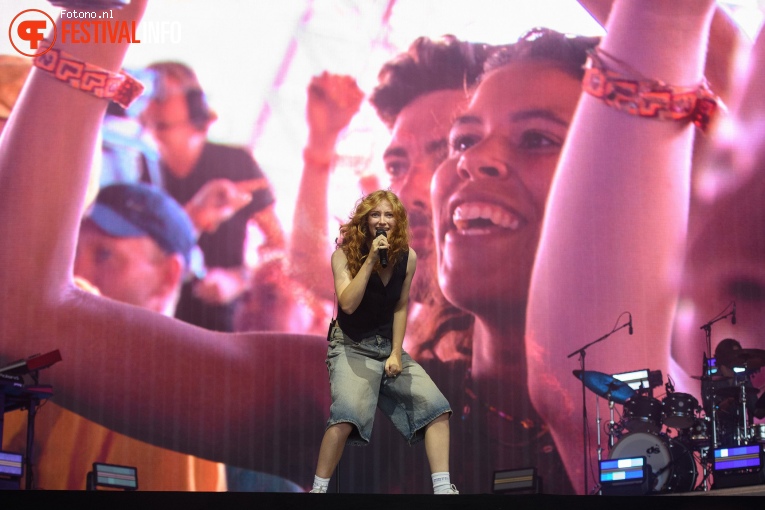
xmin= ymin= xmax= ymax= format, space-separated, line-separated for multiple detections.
xmin=88 ymin=183 xmax=196 ymax=265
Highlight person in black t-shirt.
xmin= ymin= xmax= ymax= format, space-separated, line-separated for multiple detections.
xmin=139 ymin=61 xmax=285 ymax=332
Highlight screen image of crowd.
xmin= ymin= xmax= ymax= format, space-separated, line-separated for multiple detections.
xmin=2 ymin=0 xmax=765 ymax=498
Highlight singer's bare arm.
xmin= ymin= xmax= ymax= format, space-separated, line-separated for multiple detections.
xmin=527 ymin=0 xmax=716 ymax=493
xmin=0 ymin=0 xmax=326 ymax=482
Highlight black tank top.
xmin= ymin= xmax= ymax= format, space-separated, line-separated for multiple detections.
xmin=337 ymin=251 xmax=409 ymax=342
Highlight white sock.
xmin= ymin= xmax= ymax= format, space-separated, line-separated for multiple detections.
xmin=312 ymin=475 xmax=330 ymax=493
xmin=432 ymin=471 xmax=451 ymax=494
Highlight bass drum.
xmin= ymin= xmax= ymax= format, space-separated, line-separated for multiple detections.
xmin=609 ymin=432 xmax=697 ymax=493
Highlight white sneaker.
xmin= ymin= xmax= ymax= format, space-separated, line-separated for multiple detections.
xmin=309 ymin=487 xmax=327 ymax=493
xmin=439 ymin=484 xmax=459 ymax=495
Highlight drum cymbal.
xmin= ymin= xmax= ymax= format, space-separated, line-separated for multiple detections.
xmin=691 ymin=374 xmax=732 ymax=382
xmin=726 ymin=348 xmax=765 ymax=371
xmin=573 ymin=370 xmax=636 ymax=404
xmin=711 ymin=385 xmax=759 ymax=399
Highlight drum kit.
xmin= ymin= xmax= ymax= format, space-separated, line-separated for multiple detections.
xmin=575 ymin=348 xmax=765 ymax=494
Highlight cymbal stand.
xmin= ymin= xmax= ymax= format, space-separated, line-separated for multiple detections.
xmin=608 ymin=398 xmax=618 ymax=449
xmin=567 ymin=317 xmax=631 ymax=495
xmin=700 ymin=444 xmax=711 ymax=492
xmin=594 ymin=394 xmax=618 ymax=459
xmin=596 ymin=395 xmax=602 ymax=462
xmin=699 ymin=306 xmax=735 ymax=361
xmin=711 ymin=388 xmax=719 ymax=448
xmin=702 ymin=356 xmax=719 ymax=449
xmin=738 ymin=381 xmax=750 ymax=445
xmin=700 ymin=308 xmax=734 ymax=448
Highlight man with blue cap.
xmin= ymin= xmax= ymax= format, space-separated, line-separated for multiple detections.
xmin=75 ymin=182 xmax=196 ymax=316
xmin=4 ymin=182 xmax=228 ymax=491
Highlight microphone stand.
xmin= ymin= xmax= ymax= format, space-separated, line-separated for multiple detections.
xmin=699 ymin=310 xmax=733 ymax=360
xmin=699 ymin=309 xmax=735 ymax=449
xmin=567 ymin=320 xmax=630 ymax=496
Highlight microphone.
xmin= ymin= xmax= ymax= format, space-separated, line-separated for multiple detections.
xmin=628 ymin=313 xmax=633 ymax=335
xmin=375 ymin=229 xmax=388 ymax=268
xmin=732 ymin=302 xmax=737 ymax=325
xmin=665 ymin=374 xmax=675 ymax=394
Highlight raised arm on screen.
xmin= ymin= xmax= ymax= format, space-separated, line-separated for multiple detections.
xmin=527 ymin=0 xmax=717 ymax=494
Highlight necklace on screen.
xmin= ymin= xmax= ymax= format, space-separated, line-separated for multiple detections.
xmin=462 ymin=368 xmax=553 ymax=450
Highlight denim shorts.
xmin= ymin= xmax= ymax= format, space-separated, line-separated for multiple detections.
xmin=325 ymin=325 xmax=451 ymax=446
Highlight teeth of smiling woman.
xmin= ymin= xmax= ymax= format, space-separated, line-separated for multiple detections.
xmin=453 ymin=202 xmax=521 ymax=232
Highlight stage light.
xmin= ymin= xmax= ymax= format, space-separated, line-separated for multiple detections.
xmin=599 ymin=456 xmax=652 ymax=495
xmin=493 ymin=467 xmax=541 ymax=494
xmin=86 ymin=462 xmax=138 ymax=491
xmin=0 ymin=451 xmax=23 ymax=490
xmin=712 ymin=444 xmax=765 ymax=489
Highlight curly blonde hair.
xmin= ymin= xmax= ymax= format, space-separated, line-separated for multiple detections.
xmin=338 ymin=190 xmax=409 ymax=277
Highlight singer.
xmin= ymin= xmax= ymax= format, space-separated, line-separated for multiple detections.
xmin=309 ymin=190 xmax=457 ymax=494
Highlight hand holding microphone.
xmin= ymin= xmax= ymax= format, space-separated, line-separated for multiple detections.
xmin=375 ymin=229 xmax=388 ymax=268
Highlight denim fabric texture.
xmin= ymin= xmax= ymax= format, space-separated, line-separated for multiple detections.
xmin=325 ymin=325 xmax=451 ymax=446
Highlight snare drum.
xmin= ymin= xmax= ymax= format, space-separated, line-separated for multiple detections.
xmin=688 ymin=416 xmax=711 ymax=447
xmin=609 ymin=432 xmax=697 ymax=493
xmin=750 ymin=424 xmax=765 ymax=443
xmin=623 ymin=396 xmax=663 ymax=433
xmin=662 ymin=393 xmax=698 ymax=429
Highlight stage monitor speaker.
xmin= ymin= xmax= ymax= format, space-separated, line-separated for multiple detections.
xmin=0 ymin=451 xmax=23 ymax=489
xmin=599 ymin=456 xmax=652 ymax=495
xmin=493 ymin=467 xmax=542 ymax=494
xmin=86 ymin=462 xmax=138 ymax=491
xmin=712 ymin=444 xmax=765 ymax=489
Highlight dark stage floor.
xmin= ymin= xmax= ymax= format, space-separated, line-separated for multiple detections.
xmin=3 ymin=487 xmax=765 ymax=510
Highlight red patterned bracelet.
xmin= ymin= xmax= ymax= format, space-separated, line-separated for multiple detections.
xmin=582 ymin=48 xmax=722 ymax=133
xmin=33 ymin=46 xmax=144 ymax=109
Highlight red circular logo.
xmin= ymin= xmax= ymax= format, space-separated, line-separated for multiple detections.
xmin=9 ymin=9 xmax=57 ymax=57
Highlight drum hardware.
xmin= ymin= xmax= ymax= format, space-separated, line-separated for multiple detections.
xmin=738 ymin=383 xmax=751 ymax=445
xmin=623 ymin=395 xmax=663 ymax=434
xmin=750 ymin=424 xmax=765 ymax=443
xmin=608 ymin=432 xmax=697 ymax=493
xmin=701 ymin=447 xmax=710 ymax=491
xmin=582 ymin=361 xmax=730 ymax=493
xmin=692 ymin=348 xmax=765 ymax=490
xmin=568 ymin=317 xmax=635 ymax=494
xmin=708 ymin=382 xmax=759 ymax=445
xmin=698 ymin=354 xmax=722 ymax=448
xmin=579 ymin=377 xmax=630 ymax=468
xmin=596 ymin=396 xmax=603 ymax=463
xmin=573 ymin=370 xmax=636 ymax=405
xmin=662 ymin=392 xmax=699 ymax=430
xmin=691 ymin=374 xmax=732 ymax=382
xmin=687 ymin=416 xmax=711 ymax=446
xmin=604 ymin=397 xmax=627 ymax=450
xmin=594 ymin=395 xmax=616 ymax=464
xmin=725 ymin=348 xmax=765 ymax=373
xmin=698 ymin=306 xmax=736 ymax=363
xmin=573 ymin=370 xmax=636 ymax=453
xmin=697 ymin=305 xmax=753 ymax=447
xmin=719 ymin=348 xmax=765 ymax=444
